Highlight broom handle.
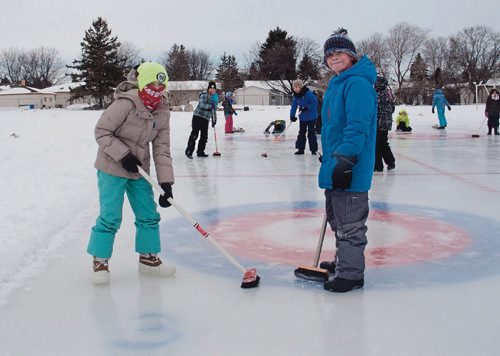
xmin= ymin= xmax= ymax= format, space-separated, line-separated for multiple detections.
xmin=212 ymin=109 xmax=219 ymax=152
xmin=313 ymin=214 xmax=328 ymax=267
xmin=137 ymin=166 xmax=247 ymax=274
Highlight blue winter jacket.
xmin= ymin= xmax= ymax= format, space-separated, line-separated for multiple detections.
xmin=318 ymin=56 xmax=377 ymax=192
xmin=290 ymin=86 xmax=318 ymax=122
xmin=431 ymin=89 xmax=449 ymax=110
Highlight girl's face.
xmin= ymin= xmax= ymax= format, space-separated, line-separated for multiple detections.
xmin=326 ymin=52 xmax=354 ymax=73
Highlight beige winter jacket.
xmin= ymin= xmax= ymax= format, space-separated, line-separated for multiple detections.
xmin=94 ymin=81 xmax=174 ymax=184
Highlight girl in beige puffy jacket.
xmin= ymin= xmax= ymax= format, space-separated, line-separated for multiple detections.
xmin=88 ymin=62 xmax=176 ymax=284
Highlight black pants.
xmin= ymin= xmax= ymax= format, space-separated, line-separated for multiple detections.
xmin=295 ymin=120 xmax=318 ymax=152
xmin=186 ymin=115 xmax=209 ymax=155
xmin=397 ymin=122 xmax=412 ymax=131
xmin=375 ymin=130 xmax=395 ymax=171
xmin=487 ymin=115 xmax=499 ymax=134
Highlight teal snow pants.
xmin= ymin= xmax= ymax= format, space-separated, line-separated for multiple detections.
xmin=88 ymin=170 xmax=161 ymax=259
xmin=437 ymin=107 xmax=447 ymax=127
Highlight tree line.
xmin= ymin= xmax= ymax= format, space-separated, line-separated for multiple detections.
xmin=0 ymin=17 xmax=498 ymax=108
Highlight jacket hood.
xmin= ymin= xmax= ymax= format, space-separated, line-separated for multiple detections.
xmin=332 ymin=55 xmax=377 ymax=86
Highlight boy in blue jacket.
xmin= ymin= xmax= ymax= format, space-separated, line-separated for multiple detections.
xmin=318 ymin=29 xmax=377 ymax=293
xmin=290 ymin=79 xmax=318 ymax=155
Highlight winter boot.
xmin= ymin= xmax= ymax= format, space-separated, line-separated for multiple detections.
xmin=311 ymin=151 xmax=317 ymax=155
xmin=185 ymin=148 xmax=193 ymax=159
xmin=294 ymin=150 xmax=304 ymax=155
xmin=197 ymin=152 xmax=209 ymax=157
xmin=93 ymin=257 xmax=110 ymax=285
xmin=139 ymin=254 xmax=176 ymax=277
xmin=319 ymin=261 xmax=336 ymax=274
xmin=324 ymin=277 xmax=364 ymax=293
xmin=387 ymin=164 xmax=396 ymax=171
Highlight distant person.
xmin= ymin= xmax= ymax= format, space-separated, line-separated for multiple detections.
xmin=374 ymin=76 xmax=396 ymax=172
xmin=222 ymin=91 xmax=238 ymax=133
xmin=290 ymin=79 xmax=318 ymax=155
xmin=485 ymin=88 xmax=500 ymax=135
xmin=88 ymin=62 xmax=176 ymax=285
xmin=314 ymin=90 xmax=323 ymax=134
xmin=263 ymin=119 xmax=286 ymax=134
xmin=431 ymin=88 xmax=451 ymax=129
xmin=185 ymin=81 xmax=218 ymax=158
xmin=395 ymin=109 xmax=412 ymax=132
xmin=318 ymin=28 xmax=377 ymax=293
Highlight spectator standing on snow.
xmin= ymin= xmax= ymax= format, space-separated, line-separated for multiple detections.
xmin=290 ymin=79 xmax=319 ymax=155
xmin=431 ymin=88 xmax=451 ymax=129
xmin=485 ymin=88 xmax=500 ymax=135
xmin=88 ymin=62 xmax=175 ymax=285
xmin=374 ymin=76 xmax=396 ymax=172
xmin=222 ymin=91 xmax=238 ymax=133
xmin=318 ymin=28 xmax=377 ymax=293
xmin=185 ymin=81 xmax=218 ymax=158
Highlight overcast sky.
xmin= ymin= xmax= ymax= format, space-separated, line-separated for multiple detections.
xmin=3 ymin=0 xmax=499 ymax=67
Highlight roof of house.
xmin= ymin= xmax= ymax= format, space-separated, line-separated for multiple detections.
xmin=39 ymin=82 xmax=84 ymax=93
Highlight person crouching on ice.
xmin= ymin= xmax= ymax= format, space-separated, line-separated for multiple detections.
xmin=263 ymin=119 xmax=286 ymax=135
xmin=318 ymin=28 xmax=377 ymax=293
xmin=395 ymin=109 xmax=412 ymax=132
xmin=88 ymin=62 xmax=176 ymax=285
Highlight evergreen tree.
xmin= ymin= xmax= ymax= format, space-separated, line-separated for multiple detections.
xmin=410 ymin=53 xmax=428 ymax=81
xmin=215 ymin=53 xmax=243 ymax=92
xmin=257 ymin=27 xmax=297 ymax=81
xmin=68 ymin=17 xmax=124 ymax=109
xmin=163 ymin=44 xmax=190 ymax=80
xmin=297 ymin=53 xmax=320 ymax=81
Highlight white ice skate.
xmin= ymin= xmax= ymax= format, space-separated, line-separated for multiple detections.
xmin=138 ymin=254 xmax=176 ymax=277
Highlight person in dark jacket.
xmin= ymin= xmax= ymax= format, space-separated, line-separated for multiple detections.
xmin=290 ymin=79 xmax=318 ymax=155
xmin=374 ymin=76 xmax=396 ymax=172
xmin=185 ymin=81 xmax=218 ymax=158
xmin=263 ymin=120 xmax=286 ymax=134
xmin=485 ymin=89 xmax=500 ymax=135
xmin=318 ymin=28 xmax=377 ymax=293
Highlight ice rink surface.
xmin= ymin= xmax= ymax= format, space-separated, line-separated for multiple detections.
xmin=1 ymin=104 xmax=500 ymax=355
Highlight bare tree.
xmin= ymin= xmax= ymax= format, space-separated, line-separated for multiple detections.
xmin=0 ymin=47 xmax=25 ymax=84
xmin=24 ymin=47 xmax=65 ymax=88
xmin=118 ymin=41 xmax=142 ymax=71
xmin=188 ymin=49 xmax=213 ymax=80
xmin=357 ymin=32 xmax=390 ymax=78
xmin=386 ymin=22 xmax=429 ymax=93
xmin=449 ymin=25 xmax=500 ymax=102
xmin=422 ymin=37 xmax=449 ymax=76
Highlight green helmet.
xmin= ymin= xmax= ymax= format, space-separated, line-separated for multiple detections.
xmin=137 ymin=62 xmax=169 ymax=91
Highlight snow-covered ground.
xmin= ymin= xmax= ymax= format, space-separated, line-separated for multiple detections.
xmin=1 ymin=103 xmax=500 ymax=355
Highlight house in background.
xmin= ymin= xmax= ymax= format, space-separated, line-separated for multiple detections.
xmin=234 ymin=81 xmax=291 ymax=106
xmin=0 ymin=86 xmax=56 ymax=109
xmin=39 ymin=82 xmax=86 ymax=108
xmin=168 ymin=81 xmax=222 ymax=106
xmin=0 ymin=82 xmax=86 ymax=109
xmin=234 ymin=81 xmax=326 ymax=106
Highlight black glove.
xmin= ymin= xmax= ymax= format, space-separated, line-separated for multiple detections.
xmin=447 ymin=105 xmax=451 ymax=111
xmin=432 ymin=108 xmax=435 ymax=114
xmin=332 ymin=155 xmax=357 ymax=190
xmin=158 ymin=183 xmax=173 ymax=208
xmin=299 ymin=106 xmax=308 ymax=113
xmin=121 ymin=152 xmax=142 ymax=173
xmin=290 ymin=116 xmax=298 ymax=122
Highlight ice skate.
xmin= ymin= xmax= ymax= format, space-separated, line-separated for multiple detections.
xmin=92 ymin=258 xmax=110 ymax=285
xmin=139 ymin=254 xmax=176 ymax=277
